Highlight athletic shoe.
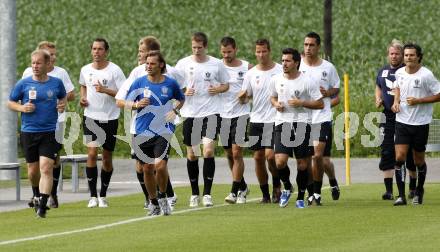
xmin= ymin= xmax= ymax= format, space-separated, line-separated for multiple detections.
xmin=28 ymin=197 xmax=37 ymax=208
xmin=408 ymin=190 xmax=416 ymax=200
xmin=313 ymin=193 xmax=322 ymax=206
xmin=241 ymin=186 xmax=250 ymax=197
xmin=147 ymin=203 xmax=161 ymax=216
xmin=331 ymin=186 xmax=340 ymax=200
xmin=295 ymin=200 xmax=305 ymax=209
xmin=259 ymin=197 xmax=271 ymax=204
xmin=224 ymin=193 xmax=237 ymax=204
xmin=413 ymin=189 xmax=424 ymax=205
xmin=393 ymin=197 xmax=407 ymax=206
xmin=143 ymin=201 xmax=149 ymax=209
xmin=33 ymin=197 xmax=40 ymax=213
xmin=98 ymin=197 xmax=108 ymax=208
xmin=279 ymin=190 xmax=292 ymax=208
xmin=36 ymin=207 xmax=47 ymax=218
xmin=49 ymin=195 xmax=59 ymax=208
xmin=272 ymin=187 xmax=281 ymax=203
xmin=87 ymin=197 xmax=99 ymax=208
xmin=189 ymin=195 xmax=200 ymax=208
xmin=307 ymin=195 xmax=314 ymax=206
xmin=158 ymin=198 xmax=172 ymax=215
xmin=236 ymin=191 xmax=247 ymax=204
xmin=382 ymin=192 xmax=394 ymax=200
xmin=202 ymin=195 xmax=213 ymax=207
xmin=168 ymin=194 xmax=178 ymax=208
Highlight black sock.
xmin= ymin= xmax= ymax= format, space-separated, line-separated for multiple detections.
xmin=187 ymin=159 xmax=199 ymax=195
xmin=239 ymin=177 xmax=247 ymax=191
xmin=166 ymin=177 xmax=175 ymax=198
xmin=158 ymin=191 xmax=166 ymax=199
xmin=136 ymin=171 xmax=149 ymax=201
xmin=86 ymin=166 xmax=98 ymax=197
xmin=296 ymin=169 xmax=308 ymax=200
xmin=395 ymin=161 xmax=406 ymax=197
xmin=40 ymin=193 xmax=49 ymax=209
xmin=203 ymin=157 xmax=215 ymax=195
xmin=313 ymin=180 xmax=323 ymax=195
xmin=329 ymin=178 xmax=338 ymax=188
xmin=100 ymin=169 xmax=113 ymax=197
xmin=51 ymin=165 xmax=61 ymax=197
xmin=231 ymin=181 xmax=241 ymax=195
xmin=260 ymin=184 xmax=270 ymax=199
xmin=278 ymin=166 xmax=292 ymax=192
xmin=150 ymin=198 xmax=159 ymax=206
xmin=409 ymin=177 xmax=417 ymax=191
xmin=384 ymin=178 xmax=393 ymax=194
xmin=272 ymin=176 xmax=281 ymax=188
xmin=306 ymin=183 xmax=314 ymax=196
xmin=32 ymin=186 xmax=40 ymax=198
xmin=417 ymin=163 xmax=427 ymax=192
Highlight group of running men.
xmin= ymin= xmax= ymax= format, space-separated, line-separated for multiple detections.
xmin=8 ymin=31 xmax=439 ymax=218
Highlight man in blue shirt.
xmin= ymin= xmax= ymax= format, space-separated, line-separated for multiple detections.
xmin=8 ymin=50 xmax=67 ymax=218
xmin=117 ymin=51 xmax=184 ymax=216
xmin=375 ymin=40 xmax=415 ymax=201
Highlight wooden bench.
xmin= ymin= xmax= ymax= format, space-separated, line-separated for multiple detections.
xmin=59 ymin=154 xmax=102 ymax=193
xmin=0 ymin=162 xmax=21 ymax=200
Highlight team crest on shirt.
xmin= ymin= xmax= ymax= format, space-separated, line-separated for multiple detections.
xmin=413 ymin=79 xmax=421 ymax=88
xmin=238 ymin=71 xmax=244 ymax=80
xmin=294 ymin=90 xmax=300 ymax=98
xmin=204 ymin=72 xmax=211 ymax=81
xmin=256 ymin=75 xmax=260 ymax=85
xmin=102 ymin=79 xmax=108 ymax=86
xmin=321 ymin=71 xmax=328 ymax=81
xmin=46 ymin=90 xmax=54 ymax=99
xmin=161 ymin=87 xmax=169 ymax=97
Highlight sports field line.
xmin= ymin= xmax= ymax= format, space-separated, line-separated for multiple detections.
xmin=0 ymin=186 xmax=334 ymax=246
xmin=0 ymin=197 xmax=260 ymax=246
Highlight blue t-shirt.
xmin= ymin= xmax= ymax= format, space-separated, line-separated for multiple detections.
xmin=375 ymin=64 xmax=404 ymax=112
xmin=126 ymin=75 xmax=184 ymax=137
xmin=9 ymin=76 xmax=66 ymax=132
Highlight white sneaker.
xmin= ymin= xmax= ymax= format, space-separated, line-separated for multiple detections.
xmin=159 ymin=198 xmax=172 ymax=216
xmin=189 ymin=195 xmax=200 ymax=208
xmin=236 ymin=191 xmax=246 ymax=204
xmin=202 ymin=195 xmax=213 ymax=207
xmin=143 ymin=201 xmax=149 ymax=209
xmin=224 ymin=193 xmax=237 ymax=204
xmin=98 ymin=197 xmax=108 ymax=208
xmin=168 ymin=194 xmax=178 ymax=207
xmin=87 ymin=197 xmax=98 ymax=208
xmin=147 ymin=203 xmax=161 ymax=216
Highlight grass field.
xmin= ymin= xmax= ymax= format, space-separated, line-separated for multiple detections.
xmin=1 ymin=184 xmax=440 ymax=251
xmin=14 ymin=0 xmax=440 ymax=158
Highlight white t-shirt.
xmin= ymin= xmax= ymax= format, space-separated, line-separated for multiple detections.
xmin=175 ymin=55 xmax=230 ymax=118
xmin=395 ymin=66 xmax=440 ymax=125
xmin=242 ymin=63 xmax=282 ymax=123
xmin=299 ymin=59 xmax=340 ymax=124
xmin=115 ymin=64 xmax=183 ymax=134
xmin=79 ymin=62 xmax=126 ymax=121
xmin=270 ymin=72 xmax=323 ymax=125
xmin=23 ymin=66 xmax=75 ymax=122
xmin=220 ymin=60 xmax=251 ymax=118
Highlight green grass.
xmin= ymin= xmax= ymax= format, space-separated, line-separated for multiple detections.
xmin=1 ymin=184 xmax=440 ymax=251
xmin=15 ymin=0 xmax=440 ymax=158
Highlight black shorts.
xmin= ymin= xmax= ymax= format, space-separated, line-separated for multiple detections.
xmin=21 ymin=131 xmax=60 ymax=163
xmin=274 ymin=122 xmax=313 ymax=159
xmin=133 ymin=135 xmax=170 ymax=164
xmin=183 ymin=114 xmax=221 ymax=146
xmin=379 ymin=119 xmax=416 ymax=171
xmin=219 ymin=115 xmax=250 ymax=149
xmin=310 ymin=121 xmax=332 ymax=157
xmin=248 ymin=122 xmax=275 ymax=151
xmin=83 ymin=116 xmax=118 ymax=151
xmin=395 ymin=121 xmax=429 ymax=152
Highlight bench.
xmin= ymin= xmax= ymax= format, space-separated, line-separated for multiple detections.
xmin=0 ymin=162 xmax=20 ymax=200
xmin=426 ymin=119 xmax=440 ymax=152
xmin=59 ymin=154 xmax=102 ymax=193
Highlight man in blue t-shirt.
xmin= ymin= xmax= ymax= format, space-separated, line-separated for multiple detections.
xmin=8 ymin=50 xmax=67 ymax=218
xmin=375 ymin=40 xmax=415 ymax=201
xmin=117 ymin=51 xmax=184 ymax=216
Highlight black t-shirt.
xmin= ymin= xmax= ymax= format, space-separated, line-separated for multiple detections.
xmin=375 ymin=64 xmax=404 ymax=112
